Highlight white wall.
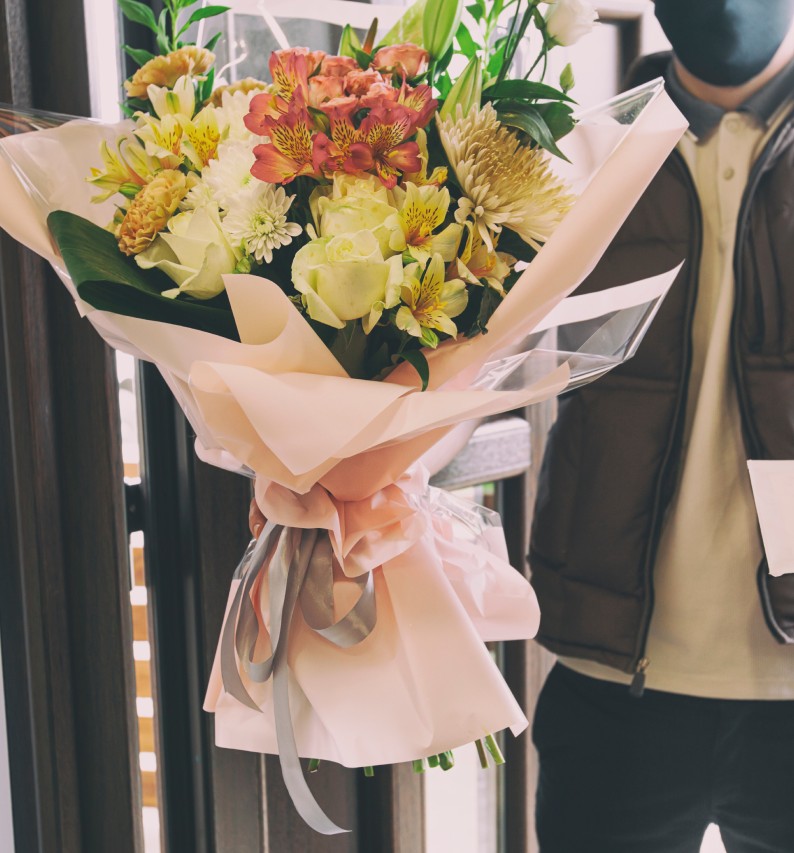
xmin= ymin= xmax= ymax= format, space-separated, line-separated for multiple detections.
xmin=0 ymin=638 xmax=14 ymax=852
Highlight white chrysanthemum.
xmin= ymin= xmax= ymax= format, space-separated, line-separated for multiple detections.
xmin=213 ymin=87 xmax=268 ymax=141
xmin=222 ymin=183 xmax=302 ymax=263
xmin=180 ymin=177 xmax=215 ymax=211
xmin=437 ymin=103 xmax=574 ymax=251
xmin=200 ymin=138 xmax=258 ymax=209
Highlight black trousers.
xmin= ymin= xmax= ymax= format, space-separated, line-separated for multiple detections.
xmin=532 ymin=663 xmax=794 ymax=853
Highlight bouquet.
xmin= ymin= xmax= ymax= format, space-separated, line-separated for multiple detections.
xmin=0 ymin=0 xmax=686 ymax=834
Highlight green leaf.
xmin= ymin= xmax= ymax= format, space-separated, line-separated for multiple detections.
xmin=455 ymin=21 xmax=480 ymax=58
xmin=439 ymin=55 xmax=482 ymax=120
xmin=177 ymin=5 xmax=230 ymax=36
xmin=380 ymin=0 xmax=427 ymax=46
xmin=156 ymin=31 xmax=171 ymax=53
xmin=118 ymin=0 xmax=160 ymax=34
xmin=423 ymin=0 xmax=462 ymax=60
xmin=338 ymin=24 xmax=362 ymax=58
xmin=354 ymin=48 xmax=373 ymax=70
xmin=400 ymin=349 xmax=430 ymax=391
xmin=47 ymin=211 xmax=240 ymax=340
xmin=484 ymin=79 xmax=573 ymax=103
xmin=158 ymin=7 xmax=169 ymax=35
xmin=535 ymin=101 xmax=575 ymax=140
xmin=465 ymin=0 xmax=485 ymax=22
xmin=497 ymin=103 xmax=570 ymax=161
xmin=204 ymin=30 xmax=223 ymax=52
xmin=123 ymin=45 xmax=156 ymax=67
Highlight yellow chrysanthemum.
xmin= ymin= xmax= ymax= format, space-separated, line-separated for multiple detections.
xmin=116 ymin=169 xmax=188 ymax=256
xmin=437 ymin=103 xmax=575 ymax=251
xmin=124 ymin=46 xmax=214 ymax=99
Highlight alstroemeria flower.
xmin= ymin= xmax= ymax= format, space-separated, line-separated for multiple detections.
xmin=146 ymin=75 xmax=195 ymax=119
xmin=269 ymin=47 xmax=324 ymax=100
xmin=389 ymin=182 xmax=463 ymax=263
xmin=455 ymin=222 xmax=515 ymax=294
xmin=401 ymin=128 xmax=448 ymax=187
xmin=251 ymin=93 xmax=320 ymax=184
xmin=180 ymin=106 xmax=222 ymax=169
xmin=348 ymin=102 xmax=422 ymax=188
xmin=395 ymin=253 xmax=468 ymax=344
xmin=396 ymin=82 xmax=437 ymax=131
xmin=320 ymin=55 xmax=358 ymax=77
xmin=89 ymin=137 xmax=160 ymax=202
xmin=292 ymin=230 xmax=403 ymax=331
xmin=244 ymin=91 xmax=289 ymax=135
xmin=134 ymin=114 xmax=184 ymax=169
xmin=372 ymin=43 xmax=430 ymax=79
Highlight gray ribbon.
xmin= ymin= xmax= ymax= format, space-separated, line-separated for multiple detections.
xmin=219 ymin=523 xmax=377 ymax=835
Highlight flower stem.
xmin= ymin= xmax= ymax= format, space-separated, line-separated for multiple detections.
xmin=412 ymin=758 xmax=426 ymax=774
xmin=475 ymin=738 xmax=489 ymax=769
xmin=484 ymin=733 xmax=505 ymax=766
xmin=363 ymin=765 xmax=375 ymax=777
xmin=307 ymin=758 xmax=321 ymax=773
xmin=427 ymin=753 xmax=440 ymax=768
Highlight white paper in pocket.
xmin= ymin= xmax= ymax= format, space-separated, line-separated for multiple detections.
xmin=747 ymin=461 xmax=794 ymax=576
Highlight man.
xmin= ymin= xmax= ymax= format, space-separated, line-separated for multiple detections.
xmin=529 ymin=1 xmax=794 ymax=850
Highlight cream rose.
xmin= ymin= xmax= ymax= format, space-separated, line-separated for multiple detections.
xmin=292 ymin=230 xmax=403 ymax=332
xmin=310 ymin=174 xmax=400 ymax=258
xmin=136 ymin=206 xmax=238 ymax=299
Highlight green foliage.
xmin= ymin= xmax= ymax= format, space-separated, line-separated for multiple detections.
xmin=399 ymin=349 xmax=430 ymax=391
xmin=48 ymin=211 xmax=240 ymax=340
xmin=423 ymin=0 xmax=463 ymax=60
xmin=380 ymin=0 xmax=428 ymax=46
xmin=118 ymin=0 xmax=229 ymax=115
xmin=497 ymin=102 xmax=570 ymax=160
xmin=338 ymin=24 xmax=362 ymax=58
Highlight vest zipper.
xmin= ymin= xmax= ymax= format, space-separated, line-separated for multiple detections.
xmin=629 ymin=657 xmax=650 ymax=698
xmin=628 ymin=148 xmax=702 ymax=689
xmin=730 ymin=117 xmax=794 ymax=644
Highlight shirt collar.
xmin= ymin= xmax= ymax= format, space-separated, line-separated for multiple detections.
xmin=665 ymin=56 xmax=794 ymax=140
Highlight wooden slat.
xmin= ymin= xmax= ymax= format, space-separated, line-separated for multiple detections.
xmin=132 ymin=604 xmax=148 ymax=641
xmin=132 ymin=547 xmax=145 ymax=587
xmin=141 ymin=771 xmax=158 ymax=808
xmin=138 ymin=717 xmax=155 ymax=752
xmin=135 ymin=660 xmax=152 ymax=698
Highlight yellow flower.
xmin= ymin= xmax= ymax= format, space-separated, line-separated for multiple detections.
xmin=124 ymin=46 xmax=214 ymax=99
xmin=456 ymin=222 xmax=515 ymax=294
xmin=134 ymin=114 xmax=184 ymax=168
xmin=180 ymin=106 xmax=221 ymax=169
xmin=146 ymin=75 xmax=196 ymax=119
xmin=401 ymin=128 xmax=447 ymax=187
xmin=389 ymin=182 xmax=463 ymax=263
xmin=88 ymin=137 xmax=160 ymax=202
xmin=395 ymin=253 xmax=468 ymax=345
xmin=116 ymin=169 xmax=188 ymax=256
xmin=437 ymin=103 xmax=574 ymax=251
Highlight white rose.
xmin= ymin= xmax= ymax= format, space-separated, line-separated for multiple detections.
xmin=136 ymin=206 xmax=238 ymax=299
xmin=292 ymin=230 xmax=403 ymax=331
xmin=545 ymin=0 xmax=598 ymax=46
xmin=310 ymin=173 xmax=400 ymax=258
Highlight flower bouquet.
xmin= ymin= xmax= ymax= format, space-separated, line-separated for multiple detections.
xmin=0 ymin=0 xmax=686 ymax=834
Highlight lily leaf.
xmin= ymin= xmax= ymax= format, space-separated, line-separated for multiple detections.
xmin=484 ymin=79 xmax=574 ymax=103
xmin=47 ymin=211 xmax=240 ymax=340
xmin=400 ymin=348 xmax=430 ymax=391
xmin=497 ymin=103 xmax=570 ymax=161
xmin=379 ymin=0 xmax=427 ymax=46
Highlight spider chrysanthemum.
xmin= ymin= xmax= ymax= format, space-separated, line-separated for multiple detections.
xmin=437 ymin=103 xmax=574 ymax=251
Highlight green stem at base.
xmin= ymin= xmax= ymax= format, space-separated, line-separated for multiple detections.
xmin=475 ymin=738 xmax=489 ymax=769
xmin=307 ymin=758 xmax=321 ymax=773
xmin=484 ymin=734 xmax=505 ymax=766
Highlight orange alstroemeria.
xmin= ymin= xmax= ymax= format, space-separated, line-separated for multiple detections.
xmin=269 ymin=47 xmax=325 ymax=101
xmin=251 ymin=93 xmax=320 ymax=184
xmin=244 ymin=90 xmax=289 ymax=135
xmin=396 ymin=82 xmax=437 ymax=131
xmin=349 ymin=103 xmax=421 ymax=188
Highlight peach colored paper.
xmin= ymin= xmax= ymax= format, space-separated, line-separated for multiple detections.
xmin=0 ymin=81 xmax=687 ymax=767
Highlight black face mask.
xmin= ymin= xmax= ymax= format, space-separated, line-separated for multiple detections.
xmin=654 ymin=0 xmax=794 ymax=86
